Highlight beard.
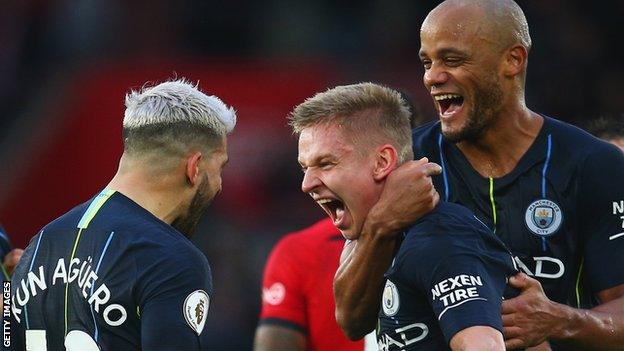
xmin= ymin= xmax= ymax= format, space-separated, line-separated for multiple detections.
xmin=443 ymin=77 xmax=504 ymax=143
xmin=171 ymin=174 xmax=216 ymax=238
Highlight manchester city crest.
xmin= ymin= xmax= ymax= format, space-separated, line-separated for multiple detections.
xmin=525 ymin=199 xmax=563 ymax=236
xmin=382 ymin=280 xmax=400 ymax=316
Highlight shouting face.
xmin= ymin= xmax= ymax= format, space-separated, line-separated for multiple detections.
xmin=297 ymin=124 xmax=383 ymax=240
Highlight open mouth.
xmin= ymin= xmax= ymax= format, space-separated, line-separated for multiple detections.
xmin=317 ymin=198 xmax=346 ymax=226
xmin=434 ymin=93 xmax=464 ymax=116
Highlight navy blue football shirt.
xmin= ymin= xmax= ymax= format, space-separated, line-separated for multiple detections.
xmin=413 ymin=117 xmax=624 ymax=349
xmin=9 ymin=189 xmax=213 ymax=351
xmin=377 ymin=202 xmax=517 ymax=351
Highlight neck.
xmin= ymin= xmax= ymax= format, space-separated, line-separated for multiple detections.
xmin=455 ymin=103 xmax=543 ymax=178
xmin=106 ymin=156 xmax=186 ymax=224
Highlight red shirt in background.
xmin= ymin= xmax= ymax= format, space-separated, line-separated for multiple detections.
xmin=259 ymin=218 xmax=365 ymax=351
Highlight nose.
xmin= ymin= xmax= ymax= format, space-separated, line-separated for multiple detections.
xmin=301 ymin=168 xmax=322 ymax=194
xmin=423 ymin=62 xmax=450 ymax=91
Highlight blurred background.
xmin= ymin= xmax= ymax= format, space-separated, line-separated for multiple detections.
xmin=0 ymin=0 xmax=622 ymax=349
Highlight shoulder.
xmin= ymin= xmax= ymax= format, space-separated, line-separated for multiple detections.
xmin=404 ymin=202 xmax=473 ymax=245
xmin=158 ymin=234 xmax=209 ymax=270
xmin=136 ymin=234 xmax=212 ymax=302
xmin=400 ymin=203 xmax=488 ymax=262
xmin=545 ymin=117 xmax=624 ymax=190
xmin=546 ymin=116 xmax=622 ymax=161
xmin=41 ymin=199 xmax=92 ymax=233
xmin=412 ymin=120 xmax=440 ymax=139
xmin=413 ymin=202 xmax=484 ymax=237
xmin=131 ymin=225 xmax=211 ymax=282
xmin=546 ymin=116 xmax=597 ymax=145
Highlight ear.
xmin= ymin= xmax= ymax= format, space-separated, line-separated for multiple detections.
xmin=185 ymin=151 xmax=203 ymax=187
xmin=373 ymin=144 xmax=399 ymax=181
xmin=502 ymin=44 xmax=528 ymax=78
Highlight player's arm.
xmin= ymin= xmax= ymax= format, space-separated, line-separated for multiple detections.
xmin=333 ymin=159 xmax=441 ymax=339
xmin=450 ymin=326 xmax=504 ymax=351
xmin=412 ymin=231 xmax=512 ymax=351
xmin=254 ymin=325 xmax=306 ymax=351
xmin=139 ymin=253 xmax=213 ymax=350
xmin=503 ymin=144 xmax=624 ymax=350
xmin=254 ymin=236 xmax=308 ymax=351
xmin=428 ymin=254 xmax=508 ymax=351
xmin=334 ymin=236 xmax=398 ymax=340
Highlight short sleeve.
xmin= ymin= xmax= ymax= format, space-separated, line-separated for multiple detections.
xmin=399 ymin=230 xmax=513 ymax=344
xmin=579 ymin=145 xmax=624 ymax=293
xmin=258 ymin=235 xmax=307 ymax=332
xmin=139 ymin=249 xmax=213 ymax=351
xmin=425 ymin=253 xmax=508 ymax=342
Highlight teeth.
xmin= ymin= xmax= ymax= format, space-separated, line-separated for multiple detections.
xmin=317 ymin=199 xmax=333 ymax=204
xmin=434 ymin=94 xmax=462 ymax=101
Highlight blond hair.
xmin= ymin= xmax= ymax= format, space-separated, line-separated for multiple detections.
xmin=122 ymin=79 xmax=236 ymax=157
xmin=289 ymin=82 xmax=413 ymax=163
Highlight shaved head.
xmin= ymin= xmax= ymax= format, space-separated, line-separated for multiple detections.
xmin=418 ymin=0 xmax=532 ymax=142
xmin=424 ymin=0 xmax=531 ymax=53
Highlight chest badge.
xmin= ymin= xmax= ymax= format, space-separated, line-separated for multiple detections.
xmin=382 ymin=280 xmax=400 ymax=317
xmin=525 ymin=199 xmax=563 ymax=237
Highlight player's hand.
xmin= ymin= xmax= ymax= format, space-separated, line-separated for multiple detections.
xmin=502 ymin=273 xmax=561 ymax=349
xmin=4 ymin=248 xmax=24 ymax=275
xmin=364 ymin=157 xmax=441 ymax=238
xmin=526 ymin=342 xmax=553 ymax=351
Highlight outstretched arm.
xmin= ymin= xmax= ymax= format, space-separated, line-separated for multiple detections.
xmin=333 ymin=159 xmax=441 ymax=339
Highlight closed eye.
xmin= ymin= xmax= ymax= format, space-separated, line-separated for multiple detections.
xmin=319 ymin=162 xmax=334 ymax=170
xmin=444 ymin=57 xmax=463 ymax=66
xmin=421 ymin=59 xmax=432 ymax=70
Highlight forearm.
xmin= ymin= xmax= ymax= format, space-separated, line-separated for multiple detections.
xmin=549 ymin=300 xmax=624 ymax=350
xmin=527 ymin=342 xmax=552 ymax=351
xmin=333 ymin=229 xmax=398 ymax=339
xmin=450 ymin=326 xmax=504 ymax=351
xmin=253 ymin=325 xmax=306 ymax=351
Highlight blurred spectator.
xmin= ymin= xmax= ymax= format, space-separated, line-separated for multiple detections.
xmin=0 ymin=224 xmax=23 ymax=280
xmin=0 ymin=224 xmax=24 ymax=308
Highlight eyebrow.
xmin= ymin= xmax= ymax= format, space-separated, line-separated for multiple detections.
xmin=298 ymin=153 xmax=336 ymax=168
xmin=439 ymin=47 xmax=466 ymax=56
xmin=419 ymin=47 xmax=466 ymax=58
